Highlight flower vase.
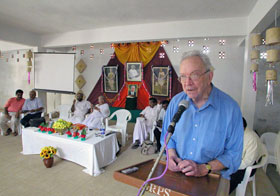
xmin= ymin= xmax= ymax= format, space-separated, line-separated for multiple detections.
xmin=43 ymin=157 xmax=54 ymax=168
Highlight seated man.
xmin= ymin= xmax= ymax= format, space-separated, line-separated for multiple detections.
xmin=153 ymin=100 xmax=169 ymax=153
xmin=69 ymin=92 xmax=91 ymax=124
xmin=0 ymin=89 xmax=25 ymax=136
xmin=132 ymin=97 xmax=161 ymax=149
xmin=229 ymin=117 xmax=262 ymax=194
xmin=20 ymin=90 xmax=44 ymax=128
xmin=82 ymin=95 xmax=110 ymax=129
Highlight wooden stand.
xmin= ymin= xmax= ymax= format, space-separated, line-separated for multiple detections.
xmin=114 ymin=159 xmax=229 ymax=196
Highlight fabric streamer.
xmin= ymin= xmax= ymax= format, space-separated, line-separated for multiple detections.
xmin=28 ymin=72 xmax=30 ymax=84
xmin=265 ymin=80 xmax=274 ymax=106
xmin=252 ymin=72 xmax=257 ymax=91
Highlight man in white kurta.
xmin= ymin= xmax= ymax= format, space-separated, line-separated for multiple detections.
xmin=132 ymin=98 xmax=161 ymax=149
xmin=229 ymin=117 xmax=262 ymax=193
xmin=82 ymin=96 xmax=110 ymax=129
xmin=69 ymin=93 xmax=91 ymax=124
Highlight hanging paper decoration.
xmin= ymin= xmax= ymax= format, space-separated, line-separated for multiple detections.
xmin=265 ymin=69 xmax=277 ymax=106
xmin=250 ymin=34 xmax=262 ymax=91
xmin=100 ymin=49 xmax=104 ymax=55
xmin=80 ymin=50 xmax=84 ymax=55
xmin=90 ymin=45 xmax=94 ymax=49
xmin=250 ymin=64 xmax=258 ymax=91
xmin=72 ymin=46 xmax=76 ymax=51
xmin=26 ymin=50 xmax=33 ymax=85
xmin=265 ymin=49 xmax=279 ymax=106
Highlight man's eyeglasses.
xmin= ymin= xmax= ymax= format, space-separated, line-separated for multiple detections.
xmin=178 ymin=70 xmax=210 ymax=82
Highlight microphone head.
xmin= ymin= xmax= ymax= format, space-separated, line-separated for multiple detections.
xmin=178 ymin=100 xmax=189 ymax=109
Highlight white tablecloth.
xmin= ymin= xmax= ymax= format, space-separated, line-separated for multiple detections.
xmin=21 ymin=127 xmax=119 ymax=176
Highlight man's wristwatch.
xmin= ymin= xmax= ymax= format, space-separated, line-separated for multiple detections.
xmin=205 ymin=163 xmax=212 ymax=174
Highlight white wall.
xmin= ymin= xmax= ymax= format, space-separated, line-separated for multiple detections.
xmin=40 ymin=17 xmax=247 ymax=48
xmin=163 ymin=38 xmax=244 ymax=105
xmin=0 ymin=50 xmax=34 ymax=108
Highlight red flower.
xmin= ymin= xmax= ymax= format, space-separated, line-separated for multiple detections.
xmin=80 ymin=135 xmax=86 ymax=138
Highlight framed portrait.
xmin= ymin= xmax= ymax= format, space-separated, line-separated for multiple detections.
xmin=127 ymin=84 xmax=138 ymax=97
xmin=126 ymin=62 xmax=142 ymax=82
xmin=152 ymin=66 xmax=170 ymax=97
xmin=103 ymin=65 xmax=118 ymax=93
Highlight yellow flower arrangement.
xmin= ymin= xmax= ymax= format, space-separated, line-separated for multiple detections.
xmin=40 ymin=146 xmax=57 ymax=159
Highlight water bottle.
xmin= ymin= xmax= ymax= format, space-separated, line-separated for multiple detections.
xmin=100 ymin=120 xmax=105 ymax=136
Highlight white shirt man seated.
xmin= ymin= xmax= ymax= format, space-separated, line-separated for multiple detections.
xmin=69 ymin=92 xmax=91 ymax=124
xmin=132 ymin=98 xmax=161 ymax=149
xmin=82 ymin=96 xmax=110 ymax=130
xmin=229 ymin=117 xmax=262 ymax=194
xmin=153 ymin=100 xmax=169 ymax=153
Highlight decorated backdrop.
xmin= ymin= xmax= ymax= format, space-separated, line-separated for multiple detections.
xmin=87 ymin=42 xmax=182 ymax=110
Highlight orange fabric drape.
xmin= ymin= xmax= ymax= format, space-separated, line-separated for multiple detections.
xmin=114 ymin=42 xmax=161 ymax=67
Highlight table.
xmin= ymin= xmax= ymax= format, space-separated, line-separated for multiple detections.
xmin=22 ymin=127 xmax=119 ymax=176
xmin=114 ymin=159 xmax=229 ymax=196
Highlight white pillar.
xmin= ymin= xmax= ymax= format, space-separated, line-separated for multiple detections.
xmin=240 ymin=35 xmax=257 ymax=129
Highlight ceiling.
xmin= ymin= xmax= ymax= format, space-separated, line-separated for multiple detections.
xmin=0 ymin=0 xmax=258 ymax=35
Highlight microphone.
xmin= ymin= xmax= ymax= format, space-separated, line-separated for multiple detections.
xmin=167 ymin=100 xmax=189 ymax=134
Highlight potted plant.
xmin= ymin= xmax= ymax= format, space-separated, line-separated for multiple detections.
xmin=40 ymin=146 xmax=57 ymax=168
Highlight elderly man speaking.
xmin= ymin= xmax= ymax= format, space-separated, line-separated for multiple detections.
xmin=161 ymin=50 xmax=243 ymax=180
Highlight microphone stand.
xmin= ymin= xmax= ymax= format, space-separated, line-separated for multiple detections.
xmin=139 ymin=130 xmax=173 ymax=196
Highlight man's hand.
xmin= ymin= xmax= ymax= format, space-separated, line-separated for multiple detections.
xmin=5 ymin=113 xmax=11 ymax=120
xmin=178 ymin=160 xmax=208 ymax=177
xmin=73 ymin=99 xmax=76 ymax=105
xmin=168 ymin=149 xmax=182 ymax=172
xmin=15 ymin=111 xmax=21 ymax=118
xmin=94 ymin=106 xmax=100 ymax=112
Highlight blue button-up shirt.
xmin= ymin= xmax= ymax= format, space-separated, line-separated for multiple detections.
xmin=161 ymin=85 xmax=243 ymax=179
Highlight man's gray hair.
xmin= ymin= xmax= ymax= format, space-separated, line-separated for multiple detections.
xmin=180 ymin=50 xmax=214 ymax=71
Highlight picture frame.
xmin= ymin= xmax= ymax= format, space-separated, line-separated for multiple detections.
xmin=126 ymin=62 xmax=142 ymax=82
xmin=152 ymin=66 xmax=169 ymax=97
xmin=127 ymin=84 xmax=138 ymax=97
xmin=103 ymin=65 xmax=118 ymax=93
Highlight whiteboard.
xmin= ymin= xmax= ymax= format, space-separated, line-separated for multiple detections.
xmin=34 ymin=53 xmax=75 ymax=94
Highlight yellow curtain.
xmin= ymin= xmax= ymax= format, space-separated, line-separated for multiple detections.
xmin=114 ymin=42 xmax=161 ymax=67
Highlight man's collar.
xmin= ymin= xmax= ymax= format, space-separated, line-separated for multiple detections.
xmin=201 ymin=84 xmax=218 ymax=110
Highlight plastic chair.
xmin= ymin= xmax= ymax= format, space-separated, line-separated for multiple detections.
xmin=275 ymin=132 xmax=280 ymax=175
xmin=260 ymin=132 xmax=278 ymax=172
xmin=235 ymin=143 xmax=268 ymax=196
xmin=0 ymin=112 xmax=23 ymax=136
xmin=105 ymin=109 xmax=131 ymax=146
